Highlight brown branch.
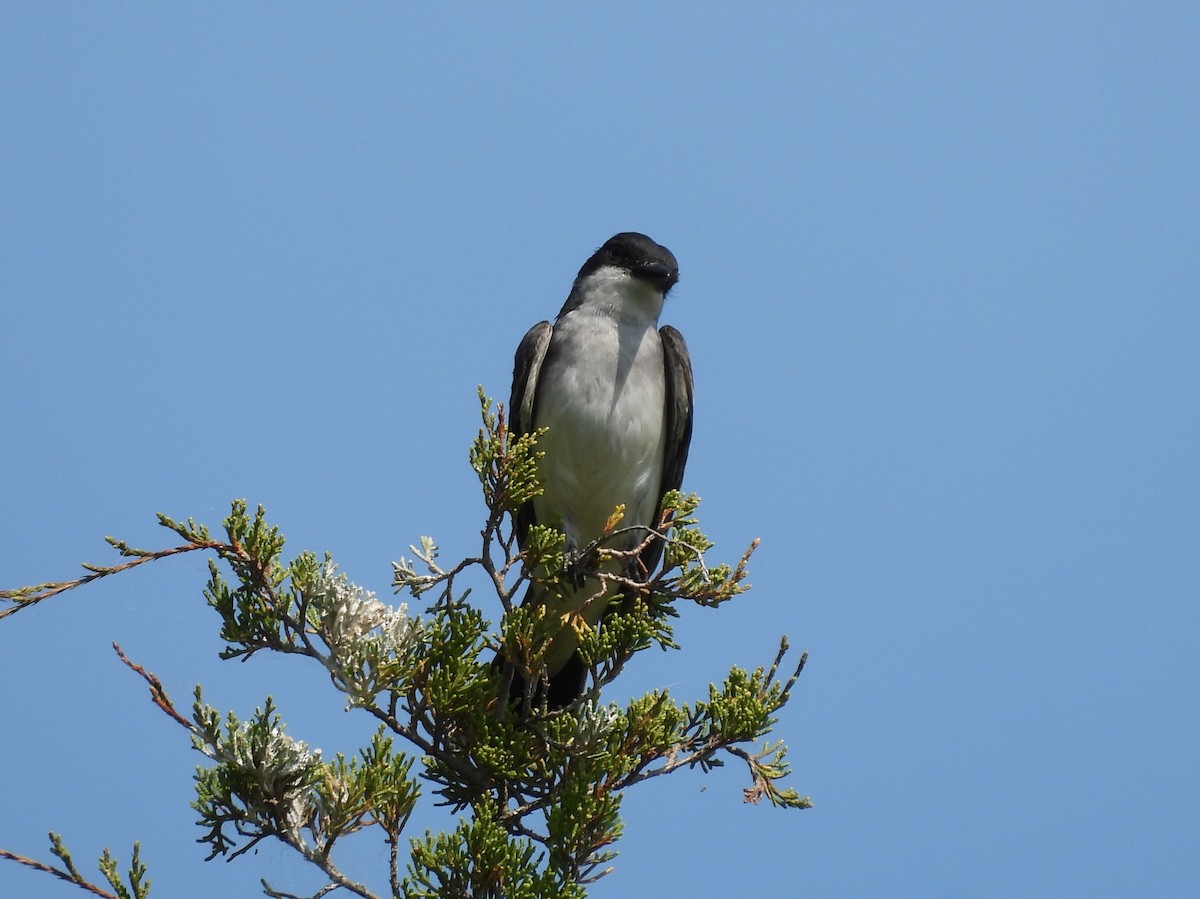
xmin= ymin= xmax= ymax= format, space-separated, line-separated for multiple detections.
xmin=112 ymin=643 xmax=196 ymax=732
xmin=291 ymin=844 xmax=380 ymax=899
xmin=725 ymin=745 xmax=770 ymax=803
xmin=0 ymin=540 xmax=225 ymax=621
xmin=0 ymin=848 xmax=118 ymax=899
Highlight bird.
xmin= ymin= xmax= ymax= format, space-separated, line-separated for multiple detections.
xmin=501 ymin=231 xmax=694 ymax=709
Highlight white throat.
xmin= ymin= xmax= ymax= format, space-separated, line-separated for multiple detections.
xmin=561 ymin=265 xmax=665 ymax=326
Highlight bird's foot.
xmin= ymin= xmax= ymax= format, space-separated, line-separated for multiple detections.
xmin=623 ymin=554 xmax=648 ymax=585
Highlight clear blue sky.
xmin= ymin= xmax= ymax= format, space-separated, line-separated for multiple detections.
xmin=3 ymin=4 xmax=1197 ymax=897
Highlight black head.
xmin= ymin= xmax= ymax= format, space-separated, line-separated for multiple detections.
xmin=577 ymin=232 xmax=679 ymax=295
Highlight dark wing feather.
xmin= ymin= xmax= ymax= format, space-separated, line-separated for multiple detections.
xmin=510 ymin=321 xmax=553 ymax=548
xmin=640 ymin=325 xmax=694 ymax=573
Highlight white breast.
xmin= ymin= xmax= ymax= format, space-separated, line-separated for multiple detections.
xmin=533 ymin=298 xmax=667 ymax=553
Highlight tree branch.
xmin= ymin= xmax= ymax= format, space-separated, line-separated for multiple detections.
xmin=0 ymin=848 xmax=119 ymax=899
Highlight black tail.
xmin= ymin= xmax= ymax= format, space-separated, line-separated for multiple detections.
xmin=494 ymin=649 xmax=589 ymax=712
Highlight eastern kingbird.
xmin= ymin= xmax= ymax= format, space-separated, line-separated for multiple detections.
xmin=502 ymin=232 xmax=694 ymax=709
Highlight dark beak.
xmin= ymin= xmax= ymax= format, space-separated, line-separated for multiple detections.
xmin=633 ymin=261 xmax=679 ymax=292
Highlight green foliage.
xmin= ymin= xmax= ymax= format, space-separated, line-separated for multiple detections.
xmin=191 ymin=692 xmax=328 ymax=861
xmin=469 ymin=387 xmax=547 ymax=517
xmin=0 ymin=390 xmax=810 ymax=898
xmin=0 ymin=834 xmax=150 ymax=899
xmin=96 ymin=841 xmax=150 ymax=899
xmin=194 ymin=502 xmax=307 ymax=660
xmin=405 ymin=807 xmax=585 ymax=899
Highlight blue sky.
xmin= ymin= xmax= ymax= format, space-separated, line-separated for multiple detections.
xmin=2 ymin=4 xmax=1197 ymax=897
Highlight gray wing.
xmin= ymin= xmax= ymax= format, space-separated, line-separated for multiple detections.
xmin=658 ymin=325 xmax=694 ymax=497
xmin=510 ymin=321 xmax=553 ymax=548
xmin=640 ymin=325 xmax=694 ymax=572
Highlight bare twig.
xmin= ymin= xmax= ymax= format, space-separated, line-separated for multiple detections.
xmin=0 ymin=847 xmax=118 ymax=899
xmin=113 ymin=643 xmax=196 ymax=731
xmin=0 ymin=540 xmax=224 ymax=621
xmin=261 ymin=877 xmax=343 ymax=898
